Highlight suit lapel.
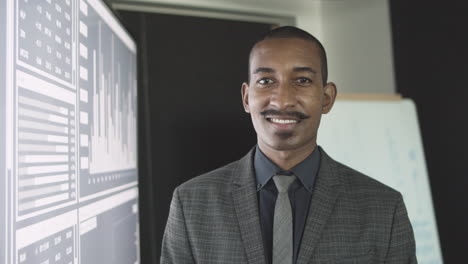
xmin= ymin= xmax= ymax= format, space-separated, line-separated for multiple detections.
xmin=297 ymin=148 xmax=343 ymax=264
xmin=232 ymin=149 xmax=266 ymax=264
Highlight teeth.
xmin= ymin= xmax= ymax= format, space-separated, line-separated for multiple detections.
xmin=270 ymin=118 xmax=297 ymax=124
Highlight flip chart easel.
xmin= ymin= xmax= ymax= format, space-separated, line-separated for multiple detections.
xmin=317 ymin=94 xmax=443 ymax=264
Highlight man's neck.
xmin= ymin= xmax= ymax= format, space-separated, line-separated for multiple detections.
xmin=257 ymin=142 xmax=317 ymax=170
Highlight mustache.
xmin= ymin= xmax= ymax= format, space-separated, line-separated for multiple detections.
xmin=260 ymin=109 xmax=310 ymax=120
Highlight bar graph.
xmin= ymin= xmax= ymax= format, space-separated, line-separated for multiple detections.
xmin=77 ymin=3 xmax=137 ymax=197
xmin=89 ymin=48 xmax=137 ymax=174
xmin=16 ymin=70 xmax=76 ymax=217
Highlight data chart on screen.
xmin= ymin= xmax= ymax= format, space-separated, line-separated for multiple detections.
xmin=1 ymin=0 xmax=139 ymax=263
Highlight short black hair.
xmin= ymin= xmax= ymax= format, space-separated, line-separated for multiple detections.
xmin=249 ymin=26 xmax=328 ymax=85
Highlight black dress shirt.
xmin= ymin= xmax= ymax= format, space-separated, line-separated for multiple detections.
xmin=254 ymin=146 xmax=321 ymax=264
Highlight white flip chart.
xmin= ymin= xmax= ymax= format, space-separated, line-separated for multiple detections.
xmin=317 ymin=98 xmax=443 ymax=264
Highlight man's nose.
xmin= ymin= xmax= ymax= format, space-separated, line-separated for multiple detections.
xmin=270 ymin=82 xmax=296 ymax=110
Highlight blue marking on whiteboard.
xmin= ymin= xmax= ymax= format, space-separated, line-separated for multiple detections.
xmin=413 ymin=219 xmax=442 ymax=264
xmin=385 ymin=128 xmax=400 ymax=175
xmin=409 ymin=149 xmax=416 ymax=161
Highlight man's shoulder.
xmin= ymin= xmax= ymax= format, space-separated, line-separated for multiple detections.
xmin=176 ymin=159 xmax=239 ymax=193
xmin=170 ymin=159 xmax=246 ymax=207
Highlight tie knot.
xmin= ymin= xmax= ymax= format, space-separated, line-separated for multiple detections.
xmin=273 ymin=175 xmax=296 ymax=193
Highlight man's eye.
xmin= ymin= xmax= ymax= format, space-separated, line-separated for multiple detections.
xmin=296 ymin=77 xmax=312 ymax=84
xmin=257 ymin=78 xmax=274 ymax=85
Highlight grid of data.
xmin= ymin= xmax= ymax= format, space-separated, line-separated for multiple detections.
xmin=17 ymin=0 xmax=74 ymax=86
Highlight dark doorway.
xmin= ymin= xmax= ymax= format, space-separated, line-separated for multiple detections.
xmin=117 ymin=10 xmax=273 ymax=263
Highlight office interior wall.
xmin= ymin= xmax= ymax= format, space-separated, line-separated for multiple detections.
xmin=112 ymin=0 xmax=396 ymax=94
xmin=299 ymin=1 xmax=396 ymax=95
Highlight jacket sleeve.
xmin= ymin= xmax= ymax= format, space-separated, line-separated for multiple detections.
xmin=385 ymin=194 xmax=418 ymax=263
xmin=160 ymin=187 xmax=195 ymax=264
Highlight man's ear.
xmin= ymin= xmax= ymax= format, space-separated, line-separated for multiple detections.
xmin=241 ymin=82 xmax=250 ymax=113
xmin=322 ymin=82 xmax=337 ymax=114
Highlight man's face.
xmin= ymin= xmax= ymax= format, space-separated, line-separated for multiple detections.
xmin=241 ymin=38 xmax=336 ymax=152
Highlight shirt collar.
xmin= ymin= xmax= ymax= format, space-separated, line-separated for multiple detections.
xmin=253 ymin=145 xmax=321 ymax=192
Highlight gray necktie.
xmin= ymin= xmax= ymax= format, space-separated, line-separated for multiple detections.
xmin=272 ymin=175 xmax=296 ymax=264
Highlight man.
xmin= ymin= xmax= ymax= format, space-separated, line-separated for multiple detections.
xmin=161 ymin=26 xmax=417 ymax=264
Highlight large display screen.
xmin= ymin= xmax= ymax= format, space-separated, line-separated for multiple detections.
xmin=1 ymin=0 xmax=139 ymax=263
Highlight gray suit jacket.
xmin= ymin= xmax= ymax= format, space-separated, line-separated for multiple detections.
xmin=161 ymin=148 xmax=417 ymax=263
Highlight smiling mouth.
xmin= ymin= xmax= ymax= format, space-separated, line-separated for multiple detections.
xmin=260 ymin=110 xmax=310 ymax=124
xmin=266 ymin=118 xmax=299 ymax=124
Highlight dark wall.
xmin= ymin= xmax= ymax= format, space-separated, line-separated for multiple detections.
xmin=117 ymin=11 xmax=271 ymax=263
xmin=390 ymin=2 xmax=468 ymax=262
